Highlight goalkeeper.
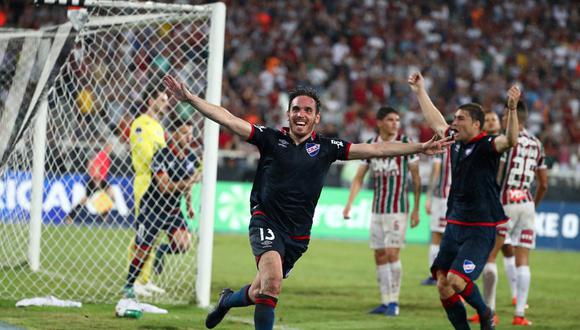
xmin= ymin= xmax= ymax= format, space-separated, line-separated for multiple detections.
xmin=128 ymin=87 xmax=169 ymax=296
xmin=123 ymin=117 xmax=200 ymax=299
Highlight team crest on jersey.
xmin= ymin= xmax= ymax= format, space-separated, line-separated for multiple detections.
xmin=463 ymin=259 xmax=476 ymax=274
xmin=306 ymin=143 xmax=320 ymax=157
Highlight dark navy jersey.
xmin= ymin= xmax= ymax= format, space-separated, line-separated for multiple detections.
xmin=247 ymin=125 xmax=351 ymax=236
xmin=140 ymin=146 xmax=197 ymax=215
xmin=446 ymin=130 xmax=508 ymax=226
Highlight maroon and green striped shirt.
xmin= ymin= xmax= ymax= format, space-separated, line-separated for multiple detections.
xmin=364 ymin=134 xmax=419 ymax=214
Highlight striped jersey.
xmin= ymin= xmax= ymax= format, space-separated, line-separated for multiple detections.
xmin=432 ymin=147 xmax=452 ymax=199
xmin=499 ymin=129 xmax=546 ymax=205
xmin=365 ymin=134 xmax=419 ymax=214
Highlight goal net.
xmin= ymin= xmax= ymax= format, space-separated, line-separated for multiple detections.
xmin=0 ymin=1 xmax=225 ymax=306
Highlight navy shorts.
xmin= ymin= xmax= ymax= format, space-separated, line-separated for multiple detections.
xmin=249 ymin=215 xmax=309 ymax=278
xmin=135 ymin=211 xmax=188 ymax=249
xmin=431 ymin=223 xmax=496 ymax=282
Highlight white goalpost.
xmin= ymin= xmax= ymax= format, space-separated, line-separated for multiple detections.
xmin=0 ymin=0 xmax=225 ymax=307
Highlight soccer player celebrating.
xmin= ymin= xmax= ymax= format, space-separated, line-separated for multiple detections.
xmin=129 ymin=87 xmax=169 ymax=296
xmin=420 ymin=134 xmax=452 ymax=286
xmin=409 ymin=71 xmax=520 ymax=330
xmin=470 ymin=103 xmax=548 ymax=326
xmin=122 ymin=117 xmax=200 ymax=301
xmin=163 ymin=75 xmax=452 ymax=330
xmin=343 ymin=106 xmax=421 ymax=316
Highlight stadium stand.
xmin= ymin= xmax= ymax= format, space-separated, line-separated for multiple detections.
xmin=4 ymin=0 xmax=578 ymax=181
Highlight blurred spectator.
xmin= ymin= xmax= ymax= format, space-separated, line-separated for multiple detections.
xmin=5 ymin=0 xmax=579 ymax=171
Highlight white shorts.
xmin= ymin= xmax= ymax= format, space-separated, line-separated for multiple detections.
xmin=503 ymin=202 xmax=536 ymax=249
xmin=429 ymin=197 xmax=448 ymax=234
xmin=369 ymin=213 xmax=407 ymax=249
xmin=496 ymin=223 xmax=513 ymax=245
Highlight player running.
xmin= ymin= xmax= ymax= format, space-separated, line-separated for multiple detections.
xmin=409 ymin=71 xmax=521 ymax=330
xmin=163 ymin=75 xmax=452 ymax=330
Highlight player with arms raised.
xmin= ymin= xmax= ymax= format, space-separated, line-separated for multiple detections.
xmin=163 ymin=75 xmax=452 ymax=330
xmin=409 ymin=71 xmax=521 ymax=330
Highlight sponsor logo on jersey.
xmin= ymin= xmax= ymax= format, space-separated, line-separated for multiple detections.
xmin=463 ymin=259 xmax=476 ymax=274
xmin=278 ymin=139 xmax=289 ymax=148
xmin=254 ymin=125 xmax=266 ymax=132
xmin=331 ymin=140 xmax=344 ymax=148
xmin=306 ymin=143 xmax=320 ymax=157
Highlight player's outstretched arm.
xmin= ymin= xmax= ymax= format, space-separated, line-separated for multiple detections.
xmin=408 ymin=72 xmax=449 ymax=137
xmin=348 ymin=135 xmax=453 ymax=160
xmin=493 ymin=85 xmax=521 ymax=153
xmin=163 ymin=75 xmax=252 ymax=140
xmin=343 ymin=164 xmax=369 ymax=220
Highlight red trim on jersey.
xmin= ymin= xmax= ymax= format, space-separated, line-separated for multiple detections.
xmin=247 ymin=125 xmax=255 ymax=141
xmin=461 ymin=281 xmax=475 ymax=296
xmin=449 ymin=269 xmax=472 ymax=283
xmin=441 ymin=293 xmax=462 ymax=308
xmin=446 ymin=218 xmax=509 ymax=227
xmin=345 ymin=142 xmax=352 ymax=160
xmin=252 ymin=210 xmax=267 ymax=217
xmin=467 ymin=131 xmax=487 ymax=144
xmin=290 ymin=235 xmax=310 ymax=240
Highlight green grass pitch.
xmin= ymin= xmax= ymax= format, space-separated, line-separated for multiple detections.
xmin=1 ymin=233 xmax=579 ymax=329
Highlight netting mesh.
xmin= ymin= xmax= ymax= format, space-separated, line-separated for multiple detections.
xmin=0 ymin=3 xmax=216 ymax=304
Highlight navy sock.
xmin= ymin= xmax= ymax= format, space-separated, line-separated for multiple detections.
xmin=224 ymin=285 xmax=253 ymax=308
xmin=154 ymin=244 xmax=171 ymax=275
xmin=254 ymin=294 xmax=277 ymax=330
xmin=126 ymin=253 xmax=146 ymax=287
xmin=459 ymin=281 xmax=489 ymax=316
xmin=441 ymin=293 xmax=469 ymax=330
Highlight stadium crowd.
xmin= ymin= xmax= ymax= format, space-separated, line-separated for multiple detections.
xmin=3 ymin=0 xmax=579 ymax=171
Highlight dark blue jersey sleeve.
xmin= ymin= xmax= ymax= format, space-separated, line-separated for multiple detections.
xmin=326 ymin=137 xmax=352 ymax=162
xmin=246 ymin=124 xmax=276 ymax=153
xmin=482 ymin=135 xmax=500 ymax=155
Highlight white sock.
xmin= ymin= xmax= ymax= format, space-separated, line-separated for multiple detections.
xmin=482 ymin=262 xmax=498 ymax=310
xmin=516 ymin=266 xmax=531 ymax=316
xmin=503 ymin=256 xmax=517 ymax=299
xmin=388 ymin=261 xmax=402 ymax=303
xmin=429 ymin=244 xmax=439 ymax=268
xmin=377 ymin=264 xmax=391 ymax=305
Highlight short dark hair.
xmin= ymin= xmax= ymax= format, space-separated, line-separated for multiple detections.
xmin=504 ymin=100 xmax=528 ymax=123
xmin=458 ymin=103 xmax=485 ymax=130
xmin=288 ymin=86 xmax=321 ymax=113
xmin=376 ymin=106 xmax=399 ymax=120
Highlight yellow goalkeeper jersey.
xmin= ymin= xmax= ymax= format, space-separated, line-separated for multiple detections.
xmin=130 ymin=114 xmax=166 ymax=214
